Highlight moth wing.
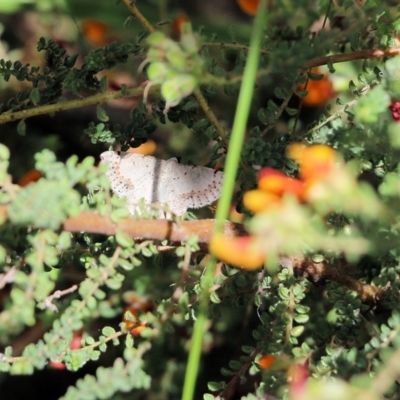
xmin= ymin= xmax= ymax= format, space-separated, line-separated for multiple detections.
xmin=119 ymin=153 xmax=168 ymax=207
xmin=161 ymin=158 xmax=223 ymax=215
xmin=101 ymin=152 xmax=156 ymax=205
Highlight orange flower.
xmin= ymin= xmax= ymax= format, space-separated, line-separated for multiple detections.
xmin=237 ymin=0 xmax=260 ymax=16
xmin=126 ymin=140 xmax=157 ymax=156
xmin=171 ymin=12 xmax=190 ymax=36
xmin=131 ymin=325 xmax=147 ymax=336
xmin=259 ymin=353 xmax=292 ymax=371
xmin=286 ymin=143 xmax=307 ymax=163
xmin=297 ymin=68 xmax=335 ymax=107
xmin=18 ymin=169 xmax=42 ymax=187
xmin=259 ymin=355 xmax=277 ymax=370
xmin=82 ymin=19 xmax=112 ymax=46
xmin=243 ymin=189 xmax=281 ymax=213
xmin=229 ymin=203 xmax=245 ymax=222
xmin=122 ymin=291 xmax=153 ymax=336
xmin=122 ymin=306 xmax=140 ymax=330
xmin=123 ymin=306 xmax=149 ymax=336
xmin=287 ymin=144 xmax=337 ymax=181
xmin=258 ymin=168 xmax=305 ymax=199
xmin=209 ymin=234 xmax=265 ymax=270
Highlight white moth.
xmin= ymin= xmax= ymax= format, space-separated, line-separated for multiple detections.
xmin=100 ymin=151 xmax=223 ymax=217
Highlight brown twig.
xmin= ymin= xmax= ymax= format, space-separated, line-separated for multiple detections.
xmin=0 ymin=266 xmax=16 ymax=289
xmin=202 ymin=43 xmax=400 ymax=70
xmin=218 ymin=332 xmax=271 ymax=399
xmin=61 ymin=213 xmax=389 ymax=305
xmin=301 ymin=99 xmax=358 ymax=138
xmin=0 ymin=86 xmax=153 ymax=125
xmin=193 ymin=89 xmax=228 ymax=144
xmin=122 ymin=0 xmax=156 ymax=33
xmin=304 ymin=47 xmax=400 ymax=69
xmin=262 ymin=78 xmax=300 ymax=136
xmin=42 ymin=284 xmax=78 ymax=313
xmin=62 ymin=211 xmax=246 ymax=242
xmin=0 ymin=205 xmax=383 ymax=303
xmin=202 ymin=41 xmax=270 ymax=55
xmin=279 ymin=256 xmax=383 ymax=305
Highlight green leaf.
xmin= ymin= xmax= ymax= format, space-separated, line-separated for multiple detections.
xmin=100 ymin=75 xmax=108 ymax=93
xmin=385 ymin=55 xmax=400 ymax=100
xmin=96 ymin=106 xmax=109 ymax=122
xmin=291 ymin=326 xmax=305 ymax=337
xmin=161 ymin=74 xmax=197 ymax=106
xmin=354 ymin=85 xmax=390 ymax=124
xmin=115 ymin=231 xmax=134 ymax=248
xmin=285 ymin=107 xmax=298 ymax=116
xmin=85 ymin=336 xmax=95 ymax=345
xmin=220 ymin=367 xmax=234 ymax=376
xmin=210 ymin=291 xmax=221 ymax=304
xmin=8 ymin=181 xmax=81 ymax=230
xmin=102 ymin=326 xmax=116 ymax=336
xmin=17 ymin=119 xmax=26 ymax=136
xmin=67 ymin=349 xmax=90 ymax=371
xmin=228 ymin=360 xmax=242 ymax=371
xmin=295 ymin=90 xmax=308 ymax=98
xmin=0 ymin=0 xmax=21 ymax=12
xmin=274 ymin=86 xmax=286 ymax=99
xmin=4 ymin=346 xmax=12 ymax=356
xmin=86 ymin=296 xmax=97 ymax=310
xmin=29 ymin=88 xmax=41 ymax=105
xmin=388 ymin=122 xmax=400 ymax=148
xmin=125 ymin=334 xmax=134 ymax=348
xmin=90 ymin=351 xmax=101 ymax=361
xmin=0 ymin=143 xmax=10 ymax=161
xmin=278 ymin=287 xmax=289 ymax=300
xmin=242 ymin=345 xmax=254 ymax=354
xmin=0 ymin=362 xmax=10 ymax=372
xmin=207 ymin=381 xmax=225 ymax=391
xmin=0 ymin=245 xmax=6 ymax=264
xmin=308 ymin=70 xmax=324 ymax=81
xmin=293 ymin=314 xmax=309 ymax=324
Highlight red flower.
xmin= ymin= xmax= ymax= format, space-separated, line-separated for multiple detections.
xmin=49 ymin=332 xmax=82 ymax=370
xmin=390 ymin=102 xmax=400 ymax=121
xmin=288 ymin=361 xmax=309 ymax=397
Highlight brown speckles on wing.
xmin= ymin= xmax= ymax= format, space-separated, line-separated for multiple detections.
xmin=100 ymin=151 xmax=223 ymax=217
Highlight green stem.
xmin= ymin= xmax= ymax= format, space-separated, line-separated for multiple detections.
xmin=181 ymin=2 xmax=268 ymax=399
xmin=181 ymin=310 xmax=208 ymax=400
xmin=214 ymin=2 xmax=267 ymax=230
